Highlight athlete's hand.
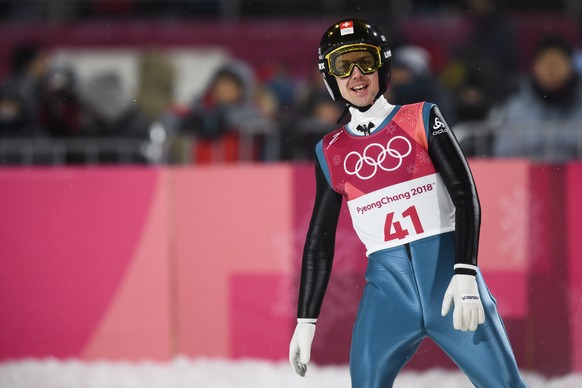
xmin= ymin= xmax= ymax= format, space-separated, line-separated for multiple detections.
xmin=441 ymin=274 xmax=485 ymax=331
xmin=289 ymin=322 xmax=316 ymax=377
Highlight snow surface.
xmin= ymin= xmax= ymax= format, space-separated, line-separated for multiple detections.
xmin=1 ymin=358 xmax=581 ymax=388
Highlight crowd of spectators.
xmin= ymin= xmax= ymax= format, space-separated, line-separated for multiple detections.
xmin=1 ymin=1 xmax=582 ymax=165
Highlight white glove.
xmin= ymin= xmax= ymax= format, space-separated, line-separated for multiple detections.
xmin=289 ymin=321 xmax=316 ymax=377
xmin=441 ymin=274 xmax=485 ymax=331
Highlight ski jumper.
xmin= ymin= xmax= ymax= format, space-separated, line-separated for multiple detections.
xmin=297 ymin=101 xmax=527 ymax=387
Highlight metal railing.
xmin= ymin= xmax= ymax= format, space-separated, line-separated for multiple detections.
xmin=453 ymin=120 xmax=582 ymax=163
xmin=3 ymin=120 xmax=581 ymax=166
xmin=0 ymin=117 xmax=280 ymax=166
xmin=0 ymin=137 xmax=168 ymax=166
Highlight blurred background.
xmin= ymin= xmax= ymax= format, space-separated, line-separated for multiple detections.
xmin=2 ymin=0 xmax=582 ymax=164
xmin=1 ymin=0 xmax=582 ymax=387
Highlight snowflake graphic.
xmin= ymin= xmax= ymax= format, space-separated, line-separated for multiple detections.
xmin=333 ymin=154 xmax=342 ymax=165
xmin=418 ymin=149 xmax=431 ymax=164
xmin=497 ymin=188 xmax=528 ymax=263
xmin=397 ymin=105 xmax=418 ymax=128
xmin=527 ymin=191 xmax=547 ymax=268
xmin=335 ymin=180 xmax=346 ymax=194
xmin=386 ymin=123 xmax=399 ymax=135
xmin=406 ymin=163 xmax=419 ymax=174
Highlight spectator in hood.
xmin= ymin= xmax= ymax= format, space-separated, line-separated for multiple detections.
xmin=491 ymin=34 xmax=582 ymax=162
xmin=0 ymin=84 xmax=43 ymax=137
xmin=182 ymin=59 xmax=272 ymax=163
xmin=286 ymin=67 xmax=346 ymax=161
xmin=387 ymin=45 xmax=456 ymax=124
xmin=38 ymin=64 xmax=84 ymax=137
xmin=441 ymin=0 xmax=518 ymax=123
xmin=81 ymin=72 xmax=150 ymax=139
xmin=185 ymin=60 xmax=259 ymax=138
xmin=0 ymin=43 xmax=49 ymax=136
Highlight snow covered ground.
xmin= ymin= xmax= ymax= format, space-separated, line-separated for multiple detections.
xmin=1 ymin=358 xmax=582 ymax=388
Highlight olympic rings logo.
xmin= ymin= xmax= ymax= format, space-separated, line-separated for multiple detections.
xmin=343 ymin=136 xmax=412 ymax=180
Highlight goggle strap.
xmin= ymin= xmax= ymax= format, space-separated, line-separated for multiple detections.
xmin=325 ymin=43 xmax=381 ymax=59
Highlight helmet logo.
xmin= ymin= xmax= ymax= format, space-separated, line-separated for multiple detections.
xmin=340 ymin=21 xmax=354 ymax=36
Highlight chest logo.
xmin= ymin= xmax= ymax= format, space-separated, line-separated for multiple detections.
xmin=344 ymin=136 xmax=412 ymax=180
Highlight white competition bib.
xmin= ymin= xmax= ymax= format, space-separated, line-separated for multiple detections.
xmin=346 ymin=173 xmax=455 ymax=255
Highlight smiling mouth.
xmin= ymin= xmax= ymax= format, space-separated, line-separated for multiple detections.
xmin=351 ymin=84 xmax=368 ymax=92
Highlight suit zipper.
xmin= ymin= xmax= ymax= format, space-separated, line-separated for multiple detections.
xmin=404 ymin=243 xmax=412 ymax=261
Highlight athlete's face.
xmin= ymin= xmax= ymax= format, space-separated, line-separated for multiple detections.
xmin=336 ymin=60 xmax=380 ymax=108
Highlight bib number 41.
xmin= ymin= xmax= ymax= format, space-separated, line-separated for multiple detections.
xmin=384 ymin=206 xmax=424 ymax=242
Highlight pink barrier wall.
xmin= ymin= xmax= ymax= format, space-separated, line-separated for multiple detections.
xmin=0 ymin=162 xmax=579 ymax=375
xmin=0 ymin=168 xmax=172 ymax=360
xmin=171 ymin=166 xmax=295 ymax=359
xmin=567 ymin=163 xmax=582 ymax=373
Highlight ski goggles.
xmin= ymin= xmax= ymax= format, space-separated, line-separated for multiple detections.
xmin=325 ymin=43 xmax=383 ymax=78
